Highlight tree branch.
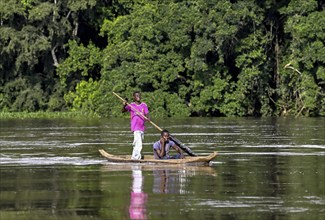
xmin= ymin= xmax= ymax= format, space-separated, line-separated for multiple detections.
xmin=284 ymin=62 xmax=302 ymax=75
xmin=72 ymin=21 xmax=79 ymax=37
xmin=51 ymin=44 xmax=59 ymax=67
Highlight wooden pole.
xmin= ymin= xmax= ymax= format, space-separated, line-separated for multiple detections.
xmin=113 ymin=92 xmax=197 ymax=156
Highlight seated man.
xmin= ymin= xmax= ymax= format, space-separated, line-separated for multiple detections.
xmin=153 ymin=130 xmax=184 ymax=159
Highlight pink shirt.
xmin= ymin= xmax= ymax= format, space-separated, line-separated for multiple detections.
xmin=125 ymin=102 xmax=149 ymax=131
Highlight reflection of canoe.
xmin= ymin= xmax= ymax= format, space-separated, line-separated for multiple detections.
xmin=99 ymin=149 xmax=217 ymax=166
xmin=101 ymin=163 xmax=217 ymax=176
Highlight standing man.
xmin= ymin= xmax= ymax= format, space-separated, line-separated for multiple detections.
xmin=122 ymin=91 xmax=149 ymax=160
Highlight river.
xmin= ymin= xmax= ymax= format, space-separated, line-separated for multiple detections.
xmin=0 ymin=117 xmax=324 ymax=220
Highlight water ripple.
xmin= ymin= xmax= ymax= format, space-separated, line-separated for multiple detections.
xmin=0 ymin=155 xmax=105 ymax=166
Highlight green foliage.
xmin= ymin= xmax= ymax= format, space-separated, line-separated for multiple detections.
xmin=28 ymin=2 xmax=55 ymax=21
xmin=220 ymin=92 xmax=245 ymax=116
xmin=278 ymin=0 xmax=324 ymax=116
xmin=20 ymin=0 xmax=37 ymax=9
xmin=0 ymin=0 xmax=25 ymax=21
xmin=1 ymin=0 xmax=324 ymax=117
xmin=97 ymin=0 xmax=254 ymax=116
xmin=147 ymin=91 xmax=190 ymax=118
xmin=47 ymin=83 xmax=67 ymax=111
xmin=67 ymin=0 xmax=97 ymax=11
xmin=0 ymin=0 xmax=106 ymax=113
xmin=57 ymin=40 xmax=102 ymax=86
xmin=300 ymin=74 xmax=320 ymax=116
xmin=64 ymin=79 xmax=101 ymax=114
xmin=0 ymin=111 xmax=98 ymax=119
xmin=234 ymin=28 xmax=272 ymax=116
xmin=1 ymin=78 xmax=46 ymax=112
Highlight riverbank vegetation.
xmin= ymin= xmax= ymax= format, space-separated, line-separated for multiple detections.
xmin=1 ymin=0 xmax=324 ymax=117
xmin=0 ymin=111 xmax=100 ymax=119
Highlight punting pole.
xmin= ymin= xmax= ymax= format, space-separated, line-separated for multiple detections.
xmin=113 ymin=92 xmax=197 ymax=156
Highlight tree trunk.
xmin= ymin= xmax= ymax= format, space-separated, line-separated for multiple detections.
xmin=51 ymin=45 xmax=59 ymax=67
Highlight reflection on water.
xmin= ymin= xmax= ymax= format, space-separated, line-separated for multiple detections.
xmin=0 ymin=117 xmax=324 ymax=220
xmin=129 ymin=166 xmax=147 ymax=220
xmin=153 ymin=170 xmax=169 ymax=194
xmin=153 ymin=169 xmax=188 ymax=194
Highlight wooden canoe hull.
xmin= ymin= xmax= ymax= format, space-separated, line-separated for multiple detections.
xmin=98 ymin=149 xmax=217 ymax=165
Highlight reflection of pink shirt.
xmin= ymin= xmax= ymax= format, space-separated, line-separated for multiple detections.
xmin=125 ymin=102 xmax=149 ymax=132
xmin=129 ymin=169 xmax=147 ymax=219
xmin=129 ymin=192 xmax=147 ymax=219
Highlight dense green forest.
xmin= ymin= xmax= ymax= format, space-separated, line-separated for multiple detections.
xmin=0 ymin=0 xmax=324 ymax=117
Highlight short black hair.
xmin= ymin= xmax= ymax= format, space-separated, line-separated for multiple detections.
xmin=133 ymin=91 xmax=141 ymax=96
xmin=161 ymin=129 xmax=169 ymax=136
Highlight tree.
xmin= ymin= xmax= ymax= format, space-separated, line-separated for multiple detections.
xmin=0 ymin=0 xmax=98 ymax=112
xmin=2 ymin=0 xmax=323 ymax=117
xmin=279 ymin=0 xmax=324 ymax=116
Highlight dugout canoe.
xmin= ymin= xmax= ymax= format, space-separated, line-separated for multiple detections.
xmin=98 ymin=149 xmax=217 ymax=165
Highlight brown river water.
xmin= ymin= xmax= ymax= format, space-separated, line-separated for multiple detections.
xmin=0 ymin=117 xmax=324 ymax=220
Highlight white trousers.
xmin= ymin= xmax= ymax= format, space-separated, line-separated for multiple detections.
xmin=132 ymin=131 xmax=144 ymax=160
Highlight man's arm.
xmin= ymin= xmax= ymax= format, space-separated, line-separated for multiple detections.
xmin=144 ymin=103 xmax=150 ymax=121
xmin=145 ymin=112 xmax=150 ymax=121
xmin=121 ymin=101 xmax=128 ymax=113
xmin=154 ymin=139 xmax=165 ymax=158
xmin=172 ymin=143 xmax=184 ymax=159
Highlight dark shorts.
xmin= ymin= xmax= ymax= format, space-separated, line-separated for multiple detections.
xmin=162 ymin=153 xmax=182 ymax=159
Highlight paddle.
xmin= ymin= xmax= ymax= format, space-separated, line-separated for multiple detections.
xmin=113 ymin=92 xmax=197 ymax=156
